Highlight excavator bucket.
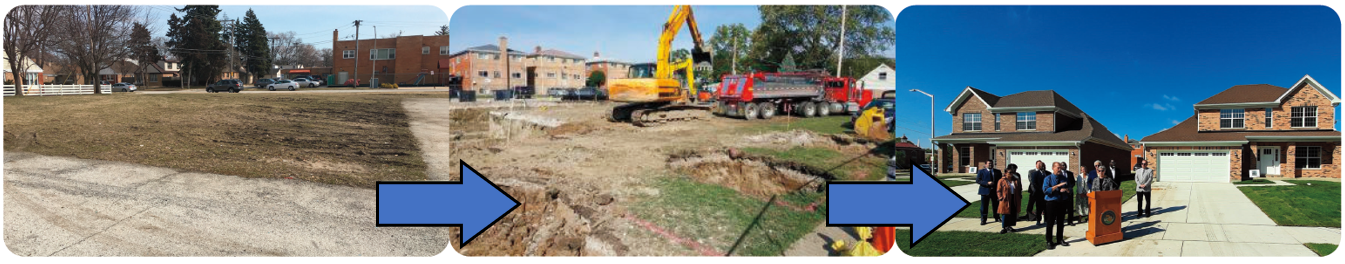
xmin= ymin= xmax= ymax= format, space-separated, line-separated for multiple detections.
xmin=692 ymin=47 xmax=712 ymax=65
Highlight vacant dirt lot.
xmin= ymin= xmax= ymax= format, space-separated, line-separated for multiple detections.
xmin=4 ymin=93 xmax=452 ymax=188
xmin=441 ymin=101 xmax=891 ymax=256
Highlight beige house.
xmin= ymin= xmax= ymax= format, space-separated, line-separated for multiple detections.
xmin=447 ymin=37 xmax=588 ymax=91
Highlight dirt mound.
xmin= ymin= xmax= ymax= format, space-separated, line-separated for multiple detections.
xmin=456 ymin=168 xmax=628 ymax=256
xmin=546 ymin=121 xmax=602 ymax=137
xmin=667 ymin=150 xmax=829 ymax=199
xmin=450 ymin=108 xmax=491 ymax=127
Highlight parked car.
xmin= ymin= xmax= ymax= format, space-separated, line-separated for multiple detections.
xmin=110 ymin=83 xmax=137 ymax=92
xmin=569 ymin=87 xmax=607 ymax=100
xmin=512 ymin=86 xmax=535 ymax=99
xmin=254 ymin=78 xmax=275 ymax=88
xmin=888 ymin=156 xmax=898 ymax=180
xmin=547 ymin=88 xmax=568 ymax=98
xmin=267 ymin=80 xmax=298 ymax=91
xmin=292 ymin=78 xmax=319 ymax=88
xmin=207 ymin=79 xmax=242 ymax=93
xmin=308 ymin=75 xmax=325 ymax=86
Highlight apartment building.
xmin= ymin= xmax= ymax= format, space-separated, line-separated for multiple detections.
xmin=331 ymin=29 xmax=450 ymax=85
xmin=447 ymin=37 xmax=588 ymax=92
xmin=585 ymin=51 xmax=631 ymax=88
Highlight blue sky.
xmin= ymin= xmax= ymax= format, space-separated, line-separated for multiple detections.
xmin=145 ymin=5 xmax=449 ymax=46
xmin=448 ymin=5 xmax=763 ymax=62
xmin=894 ymin=6 xmax=1342 ymax=148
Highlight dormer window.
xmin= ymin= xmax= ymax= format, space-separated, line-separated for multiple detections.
xmin=1219 ymin=109 xmax=1244 ymax=129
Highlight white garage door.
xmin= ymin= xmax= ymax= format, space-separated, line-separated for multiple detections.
xmin=1157 ymin=151 xmax=1230 ymax=182
xmin=1007 ymin=150 xmax=1070 ymax=171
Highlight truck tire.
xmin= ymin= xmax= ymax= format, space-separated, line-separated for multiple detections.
xmin=760 ymin=102 xmax=776 ymax=119
xmin=802 ymin=102 xmax=817 ymax=117
xmin=743 ymin=102 xmax=759 ymax=120
xmin=818 ymin=102 xmax=832 ymax=116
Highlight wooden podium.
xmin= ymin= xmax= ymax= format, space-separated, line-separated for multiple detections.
xmin=1086 ymin=190 xmax=1124 ymax=245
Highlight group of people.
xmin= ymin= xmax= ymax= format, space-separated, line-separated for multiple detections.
xmin=975 ymin=158 xmax=1154 ymax=249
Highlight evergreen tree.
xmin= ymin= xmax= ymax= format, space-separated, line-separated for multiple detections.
xmin=236 ymin=9 xmax=271 ymax=80
xmin=165 ymin=5 xmax=227 ymax=86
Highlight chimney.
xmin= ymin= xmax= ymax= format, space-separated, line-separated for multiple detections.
xmin=498 ymin=36 xmax=508 ymax=61
xmin=1124 ymin=134 xmax=1129 ymax=142
xmin=594 ymin=51 xmax=600 ymax=58
xmin=333 ymin=29 xmax=338 ymax=46
xmin=535 ymin=45 xmax=542 ymax=54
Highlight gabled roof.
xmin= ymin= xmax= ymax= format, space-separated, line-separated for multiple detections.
xmin=1141 ymin=115 xmax=1340 ymax=143
xmin=944 ymin=88 xmax=1082 ymax=117
xmin=933 ymin=113 xmax=1132 ymax=151
xmin=1195 ymin=75 xmax=1340 ymax=108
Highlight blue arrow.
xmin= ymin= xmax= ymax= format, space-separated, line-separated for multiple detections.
xmin=827 ymin=165 xmax=969 ymax=247
xmin=376 ymin=161 xmax=521 ymax=246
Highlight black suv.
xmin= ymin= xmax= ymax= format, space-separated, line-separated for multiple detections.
xmin=207 ymin=79 xmax=243 ymax=93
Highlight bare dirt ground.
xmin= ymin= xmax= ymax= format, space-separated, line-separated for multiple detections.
xmin=419 ymin=100 xmax=887 ymax=256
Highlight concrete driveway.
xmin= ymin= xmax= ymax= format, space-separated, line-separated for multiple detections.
xmin=934 ymin=182 xmax=1339 ymax=256
xmin=3 ymin=152 xmax=451 ymax=256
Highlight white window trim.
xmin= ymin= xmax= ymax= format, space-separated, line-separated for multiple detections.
xmin=1220 ymin=109 xmax=1245 ymax=129
xmin=1291 ymin=106 xmax=1318 ymax=128
xmin=1297 ymin=146 xmax=1322 ymax=170
xmin=1265 ymin=108 xmax=1273 ymax=128
xmin=342 ymin=50 xmax=355 ymax=59
xmin=422 ymin=46 xmax=430 ymax=54
xmin=1016 ymin=112 xmax=1037 ymax=131
xmin=963 ymin=113 xmax=982 ymax=131
xmin=440 ymin=46 xmax=450 ymax=55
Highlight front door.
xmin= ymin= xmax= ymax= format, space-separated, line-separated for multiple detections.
xmin=1259 ymin=147 xmax=1280 ymax=176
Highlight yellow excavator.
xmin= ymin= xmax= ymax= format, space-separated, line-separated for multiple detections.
xmin=608 ymin=5 xmax=713 ymax=127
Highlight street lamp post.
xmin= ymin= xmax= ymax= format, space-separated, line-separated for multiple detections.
xmin=910 ymin=89 xmax=935 ymax=172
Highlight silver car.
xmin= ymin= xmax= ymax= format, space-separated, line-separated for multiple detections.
xmin=292 ymin=78 xmax=318 ymax=88
xmin=267 ymin=80 xmax=298 ymax=91
xmin=110 ymin=83 xmax=137 ymax=92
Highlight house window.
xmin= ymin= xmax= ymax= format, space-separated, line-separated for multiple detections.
xmin=477 ymin=71 xmax=489 ymax=77
xmin=547 ymin=72 xmax=556 ymax=78
xmin=959 ymin=146 xmax=971 ymax=167
xmin=1291 ymin=106 xmax=1317 ymax=128
xmin=878 ymin=72 xmax=888 ymax=80
xmin=342 ymin=50 xmax=355 ymax=59
xmin=1265 ymin=108 xmax=1273 ymax=128
xmin=422 ymin=47 xmax=430 ymax=54
xmin=1297 ymin=146 xmax=1321 ymax=169
xmin=1016 ymin=112 xmax=1036 ymax=130
xmin=993 ymin=113 xmax=1001 ymax=131
xmin=369 ymin=48 xmax=395 ymax=60
xmin=150 ymin=75 xmax=159 ymax=82
xmin=1219 ymin=109 xmax=1244 ymax=129
xmin=512 ymin=72 xmax=522 ymax=79
xmin=440 ymin=46 xmax=450 ymax=55
xmin=493 ymin=71 xmax=501 ymax=78
xmin=962 ymin=113 xmax=981 ymax=131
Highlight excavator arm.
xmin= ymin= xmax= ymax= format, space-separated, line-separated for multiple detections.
xmin=655 ymin=5 xmax=712 ymax=81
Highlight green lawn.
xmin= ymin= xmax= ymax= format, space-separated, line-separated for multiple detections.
xmin=1305 ymin=243 xmax=1338 ymax=257
xmin=894 ymin=229 xmax=1046 ymax=256
xmin=1238 ymin=180 xmax=1341 ymax=227
xmin=936 ymin=176 xmax=976 ymax=187
xmin=630 ymin=176 xmax=827 ymax=256
xmin=739 ymin=115 xmax=852 ymax=135
xmin=741 ymin=146 xmax=887 ymax=181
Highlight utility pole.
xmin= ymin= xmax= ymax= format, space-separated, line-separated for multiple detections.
xmin=353 ymin=20 xmax=362 ymax=86
xmin=731 ymin=36 xmax=738 ymax=75
xmin=371 ymin=25 xmax=376 ymax=88
xmin=835 ymin=5 xmax=847 ymax=77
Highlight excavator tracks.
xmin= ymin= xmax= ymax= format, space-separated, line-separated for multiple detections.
xmin=610 ymin=102 xmax=712 ymax=127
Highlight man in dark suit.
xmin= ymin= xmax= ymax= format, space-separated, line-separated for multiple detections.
xmin=1022 ymin=160 xmax=1047 ymax=224
xmin=976 ymin=160 xmax=1000 ymax=225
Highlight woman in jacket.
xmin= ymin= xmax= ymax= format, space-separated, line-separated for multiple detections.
xmin=1091 ymin=165 xmax=1118 ymax=192
xmin=997 ymin=164 xmax=1024 ymax=234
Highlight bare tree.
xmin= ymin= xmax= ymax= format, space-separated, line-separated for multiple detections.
xmin=318 ymin=48 xmax=332 ymax=67
xmin=4 ymin=5 xmax=63 ymax=96
xmin=52 ymin=5 xmax=142 ymax=94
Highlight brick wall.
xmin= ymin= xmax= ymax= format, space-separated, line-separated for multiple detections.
xmin=331 ymin=30 xmax=450 ymax=86
xmin=1198 ymin=84 xmax=1336 ymax=131
xmin=951 ymin=96 xmax=992 ymax=133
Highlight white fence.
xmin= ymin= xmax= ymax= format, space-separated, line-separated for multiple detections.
xmin=3 ymin=84 xmax=110 ymax=97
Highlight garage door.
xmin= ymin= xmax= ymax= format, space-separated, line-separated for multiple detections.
xmin=1007 ymin=150 xmax=1069 ymax=171
xmin=1157 ymin=151 xmax=1230 ymax=182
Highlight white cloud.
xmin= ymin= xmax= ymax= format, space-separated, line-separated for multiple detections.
xmin=1150 ymin=103 xmax=1169 ymax=111
xmin=1171 ymin=119 xmax=1181 ymax=125
xmin=1162 ymin=94 xmax=1180 ymax=101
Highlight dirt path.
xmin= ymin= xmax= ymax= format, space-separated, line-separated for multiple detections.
xmin=403 ymin=98 xmax=459 ymax=180
xmin=3 ymin=152 xmax=451 ymax=256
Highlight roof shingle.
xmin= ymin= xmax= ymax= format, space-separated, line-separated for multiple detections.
xmin=1195 ymin=84 xmax=1287 ymax=105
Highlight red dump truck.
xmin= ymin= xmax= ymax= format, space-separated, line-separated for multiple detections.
xmin=714 ymin=71 xmax=874 ymax=119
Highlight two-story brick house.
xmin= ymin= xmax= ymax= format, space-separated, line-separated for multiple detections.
xmin=933 ymin=87 xmax=1133 ymax=174
xmin=1141 ymin=75 xmax=1341 ymax=182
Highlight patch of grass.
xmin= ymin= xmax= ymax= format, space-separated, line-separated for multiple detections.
xmin=741 ymin=146 xmax=887 ymax=181
xmin=895 ymin=229 xmax=1045 ymax=256
xmin=1233 ymin=179 xmax=1274 ymax=185
xmin=935 ymin=176 xmax=976 ymax=187
xmin=630 ymin=176 xmax=827 ymax=256
xmin=1305 ymin=243 xmax=1338 ymax=257
xmin=4 ymin=92 xmax=452 ymax=188
xmin=1121 ymin=180 xmax=1136 ymax=202
xmin=739 ymin=115 xmax=852 ymax=135
xmin=1238 ymin=180 xmax=1341 ymax=227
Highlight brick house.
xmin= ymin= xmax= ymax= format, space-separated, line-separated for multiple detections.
xmin=585 ymin=51 xmax=631 ymax=89
xmin=447 ymin=37 xmax=588 ymax=92
xmin=1141 ymin=75 xmax=1341 ymax=182
xmin=932 ymin=87 xmax=1133 ymax=174
xmin=331 ymin=29 xmax=450 ymax=86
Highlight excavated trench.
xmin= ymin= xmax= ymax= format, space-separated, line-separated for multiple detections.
xmin=667 ymin=149 xmax=834 ymax=199
xmin=455 ymin=170 xmax=627 ymax=256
